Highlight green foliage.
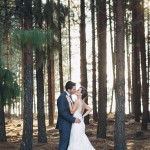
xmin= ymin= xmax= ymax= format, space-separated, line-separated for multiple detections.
xmin=11 ymin=28 xmax=53 ymax=49
xmin=11 ymin=27 xmax=58 ymax=69
xmin=43 ymin=1 xmax=69 ymax=26
xmin=43 ymin=0 xmax=53 ymax=22
xmin=58 ymin=3 xmax=69 ymax=24
xmin=0 ymin=61 xmax=20 ymax=105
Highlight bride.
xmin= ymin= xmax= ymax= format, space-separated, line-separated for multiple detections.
xmin=66 ymin=86 xmax=95 ymax=150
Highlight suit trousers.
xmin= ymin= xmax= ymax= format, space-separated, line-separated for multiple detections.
xmin=58 ymin=130 xmax=70 ymax=150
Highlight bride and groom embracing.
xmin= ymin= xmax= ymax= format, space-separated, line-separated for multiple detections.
xmin=56 ymin=81 xmax=95 ymax=150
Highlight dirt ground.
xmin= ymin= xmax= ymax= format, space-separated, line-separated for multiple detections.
xmin=1 ymin=113 xmax=150 ymax=150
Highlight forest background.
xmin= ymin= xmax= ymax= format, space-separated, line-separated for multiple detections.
xmin=0 ymin=0 xmax=150 ymax=150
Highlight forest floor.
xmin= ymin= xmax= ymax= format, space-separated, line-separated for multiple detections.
xmin=0 ymin=113 xmax=150 ymax=150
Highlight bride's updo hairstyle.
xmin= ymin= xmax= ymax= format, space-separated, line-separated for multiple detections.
xmin=80 ymin=86 xmax=88 ymax=100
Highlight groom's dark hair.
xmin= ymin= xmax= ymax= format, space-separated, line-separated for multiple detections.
xmin=65 ymin=81 xmax=76 ymax=91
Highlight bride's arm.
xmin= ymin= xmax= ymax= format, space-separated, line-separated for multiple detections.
xmin=66 ymin=96 xmax=79 ymax=114
xmin=82 ymin=101 xmax=92 ymax=118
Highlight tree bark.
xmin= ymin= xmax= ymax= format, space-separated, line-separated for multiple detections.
xmin=96 ymin=0 xmax=107 ymax=138
xmin=68 ymin=0 xmax=71 ymax=79
xmin=20 ymin=0 xmax=33 ymax=149
xmin=45 ymin=0 xmax=55 ymax=126
xmin=139 ymin=2 xmax=149 ymax=130
xmin=58 ymin=0 xmax=64 ymax=93
xmin=80 ymin=0 xmax=88 ymax=124
xmin=147 ymin=4 xmax=150 ymax=122
xmin=114 ymin=0 xmax=126 ymax=149
xmin=108 ymin=0 xmax=115 ymax=113
xmin=131 ymin=0 xmax=141 ymax=121
xmin=0 ymin=104 xmax=7 ymax=142
xmin=34 ymin=0 xmax=47 ymax=142
xmin=125 ymin=13 xmax=131 ymax=114
xmin=36 ymin=60 xmax=47 ymax=142
xmin=91 ymin=0 xmax=98 ymax=122
xmin=47 ymin=45 xmax=55 ymax=125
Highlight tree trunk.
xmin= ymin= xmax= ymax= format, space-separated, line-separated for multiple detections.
xmin=0 ymin=104 xmax=7 ymax=142
xmin=147 ymin=4 xmax=150 ymax=121
xmin=91 ymin=0 xmax=97 ymax=122
xmin=132 ymin=0 xmax=141 ymax=121
xmin=139 ymin=2 xmax=149 ymax=130
xmin=125 ymin=13 xmax=131 ymax=114
xmin=15 ymin=0 xmax=24 ymax=118
xmin=34 ymin=0 xmax=47 ymax=142
xmin=36 ymin=59 xmax=47 ymax=142
xmin=58 ymin=0 xmax=64 ymax=93
xmin=21 ymin=50 xmax=24 ymax=119
xmin=45 ymin=0 xmax=55 ymax=126
xmin=47 ymin=45 xmax=55 ymax=126
xmin=4 ymin=0 xmax=11 ymax=120
xmin=80 ymin=0 xmax=88 ymax=124
xmin=68 ymin=0 xmax=71 ymax=79
xmin=96 ymin=0 xmax=107 ymax=138
xmin=20 ymin=0 xmax=33 ymax=149
xmin=109 ymin=0 xmax=115 ymax=113
xmin=20 ymin=45 xmax=33 ymax=150
xmin=114 ymin=0 xmax=126 ymax=149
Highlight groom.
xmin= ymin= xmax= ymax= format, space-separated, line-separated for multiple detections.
xmin=56 ymin=81 xmax=81 ymax=150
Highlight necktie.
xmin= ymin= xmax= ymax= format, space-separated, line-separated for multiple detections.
xmin=69 ymin=95 xmax=74 ymax=105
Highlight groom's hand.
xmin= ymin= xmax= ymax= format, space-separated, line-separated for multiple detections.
xmin=74 ymin=118 xmax=81 ymax=123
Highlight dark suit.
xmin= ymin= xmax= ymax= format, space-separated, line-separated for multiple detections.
xmin=56 ymin=91 xmax=75 ymax=150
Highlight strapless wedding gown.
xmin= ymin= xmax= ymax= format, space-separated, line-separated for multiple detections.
xmin=67 ymin=99 xmax=95 ymax=150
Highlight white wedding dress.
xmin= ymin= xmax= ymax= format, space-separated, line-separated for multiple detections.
xmin=67 ymin=99 xmax=95 ymax=150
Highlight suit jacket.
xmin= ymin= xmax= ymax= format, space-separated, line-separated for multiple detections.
xmin=56 ymin=91 xmax=75 ymax=131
